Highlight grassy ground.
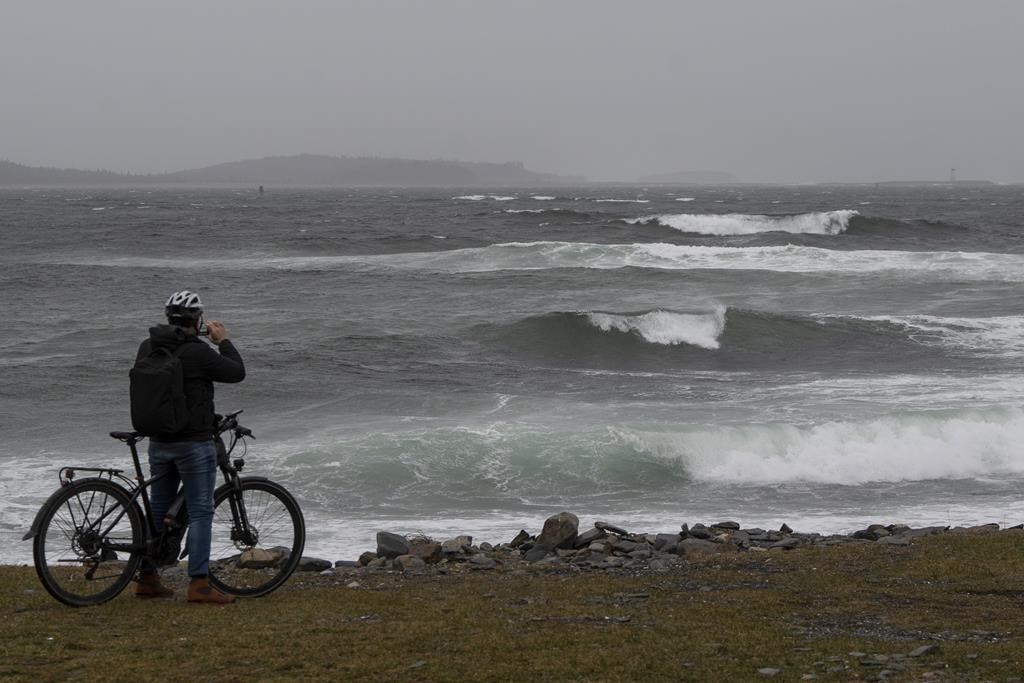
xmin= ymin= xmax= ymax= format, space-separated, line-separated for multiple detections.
xmin=2 ymin=531 xmax=1023 ymax=682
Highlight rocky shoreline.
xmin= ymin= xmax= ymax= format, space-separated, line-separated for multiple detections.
xmin=288 ymin=512 xmax=1022 ymax=577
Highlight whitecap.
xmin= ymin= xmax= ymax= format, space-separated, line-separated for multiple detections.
xmin=627 ymin=210 xmax=858 ymax=236
xmin=586 ymin=307 xmax=726 ymax=349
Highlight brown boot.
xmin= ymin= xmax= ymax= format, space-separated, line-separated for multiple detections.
xmin=187 ymin=576 xmax=235 ymax=604
xmin=134 ymin=571 xmax=174 ymax=599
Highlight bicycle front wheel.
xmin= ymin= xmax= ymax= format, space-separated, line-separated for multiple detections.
xmin=32 ymin=479 xmax=144 ymax=606
xmin=209 ymin=478 xmax=305 ymax=597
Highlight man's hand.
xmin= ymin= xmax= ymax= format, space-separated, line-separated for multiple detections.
xmin=206 ymin=320 xmax=229 ymax=344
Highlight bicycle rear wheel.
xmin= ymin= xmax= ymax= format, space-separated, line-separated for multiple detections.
xmin=32 ymin=479 xmax=143 ymax=606
xmin=209 ymin=478 xmax=305 ymax=597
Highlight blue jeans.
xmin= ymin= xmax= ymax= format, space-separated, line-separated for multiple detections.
xmin=147 ymin=440 xmax=217 ymax=577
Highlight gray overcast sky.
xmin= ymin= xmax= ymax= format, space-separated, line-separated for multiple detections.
xmin=3 ymin=1 xmax=1022 ymax=182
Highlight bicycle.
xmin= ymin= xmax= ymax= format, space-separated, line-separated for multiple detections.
xmin=22 ymin=410 xmax=305 ymax=606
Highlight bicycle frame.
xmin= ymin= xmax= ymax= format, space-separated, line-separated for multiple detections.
xmin=23 ymin=416 xmax=254 ymax=558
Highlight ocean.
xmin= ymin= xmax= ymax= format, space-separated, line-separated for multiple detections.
xmin=2 ymin=184 xmax=1024 ymax=563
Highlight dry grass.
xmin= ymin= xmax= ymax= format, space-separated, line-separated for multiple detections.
xmin=2 ymin=532 xmax=1023 ymax=682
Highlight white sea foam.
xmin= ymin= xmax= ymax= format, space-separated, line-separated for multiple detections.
xmin=452 ymin=194 xmax=517 ymax=201
xmin=531 ymin=195 xmax=556 ymax=200
xmin=627 ymin=209 xmax=858 ymax=235
xmin=586 ymin=307 xmax=726 ymax=349
xmin=675 ymin=197 xmax=696 ymax=202
xmin=849 ymin=314 xmax=1024 ymax=357
xmin=596 ymin=198 xmax=649 ymax=203
xmin=503 ymin=209 xmax=546 ymax=214
xmin=625 ymin=408 xmax=1024 ymax=485
xmin=44 ymin=242 xmax=1024 ymax=281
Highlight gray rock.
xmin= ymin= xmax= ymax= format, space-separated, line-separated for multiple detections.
xmin=769 ymin=538 xmax=801 ymax=550
xmin=574 ymin=527 xmax=606 ymax=548
xmin=334 ymin=559 xmax=360 ymax=568
xmin=509 ymin=529 xmax=530 ymax=548
xmin=588 ymin=542 xmax=608 ymax=554
xmin=688 ymin=524 xmax=713 ymax=540
xmin=713 ymin=521 xmax=740 ymax=530
xmin=908 ymin=644 xmax=940 ymax=657
xmin=758 ymin=668 xmax=781 ymax=676
xmin=358 ymin=551 xmax=378 ymax=566
xmin=468 ymin=554 xmax=497 ymax=569
xmin=238 ymin=547 xmax=287 ymax=569
xmin=596 ymin=520 xmax=629 ymax=535
xmin=536 ymin=511 xmax=579 ymax=550
xmin=779 ymin=523 xmax=792 ymax=534
xmin=376 ymin=531 xmax=411 ymax=559
xmin=523 ymin=546 xmax=550 ymax=563
xmin=628 ymin=548 xmax=653 ymax=560
xmin=535 ymin=556 xmax=564 ymax=566
xmin=614 ymin=539 xmax=641 ymax=553
xmin=394 ymin=555 xmax=426 ymax=571
xmin=409 ymin=542 xmax=444 ymax=564
xmin=852 ymin=529 xmax=881 ymax=541
xmin=653 ymin=533 xmax=680 ymax=550
xmin=441 ymin=535 xmax=473 ymax=554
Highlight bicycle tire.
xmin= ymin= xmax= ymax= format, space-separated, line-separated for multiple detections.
xmin=32 ymin=479 xmax=144 ymax=606
xmin=209 ymin=478 xmax=305 ymax=597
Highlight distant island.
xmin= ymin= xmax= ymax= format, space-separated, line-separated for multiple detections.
xmin=0 ymin=154 xmax=586 ymax=187
xmin=636 ymin=170 xmax=738 ymax=184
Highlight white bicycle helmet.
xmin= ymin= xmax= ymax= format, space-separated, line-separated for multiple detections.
xmin=165 ymin=290 xmax=204 ymax=325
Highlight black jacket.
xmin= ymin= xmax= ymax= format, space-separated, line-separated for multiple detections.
xmin=135 ymin=324 xmax=245 ymax=442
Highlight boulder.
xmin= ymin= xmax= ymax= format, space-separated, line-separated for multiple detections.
xmin=394 ymin=555 xmax=426 ymax=571
xmin=358 ymin=551 xmax=378 ymax=566
xmin=595 ymin=520 xmax=629 ymax=536
xmin=688 ymin=524 xmax=714 ymax=540
xmin=298 ymin=557 xmax=333 ymax=572
xmin=468 ymin=554 xmax=497 ymax=569
xmin=409 ymin=542 xmax=444 ymax=564
xmin=536 ymin=511 xmax=579 ymax=550
xmin=376 ymin=531 xmax=411 ymax=559
xmin=654 ymin=533 xmax=680 ymax=551
xmin=441 ymin=535 xmax=473 ymax=554
xmin=574 ymin=527 xmax=606 ymax=548
xmin=509 ymin=529 xmax=531 ymax=548
xmin=712 ymin=521 xmax=740 ymax=530
xmin=237 ymin=547 xmax=285 ymax=569
xmin=523 ymin=546 xmax=550 ymax=563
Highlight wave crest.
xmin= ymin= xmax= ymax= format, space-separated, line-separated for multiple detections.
xmin=628 ymin=210 xmax=859 ymax=235
xmin=587 ymin=308 xmax=726 ymax=349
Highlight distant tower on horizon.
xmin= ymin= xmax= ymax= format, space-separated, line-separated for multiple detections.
xmin=950 ymin=167 xmax=956 ymax=184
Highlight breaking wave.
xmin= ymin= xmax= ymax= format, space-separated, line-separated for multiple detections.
xmin=47 ymin=242 xmax=1024 ymax=281
xmin=627 ymin=210 xmax=859 ymax=235
xmin=471 ymin=307 xmax=1024 ymax=372
xmin=587 ymin=308 xmax=726 ymax=349
xmin=275 ymin=408 xmax=1024 ymax=513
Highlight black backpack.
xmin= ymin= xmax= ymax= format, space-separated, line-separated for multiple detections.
xmin=130 ymin=344 xmax=190 ymax=436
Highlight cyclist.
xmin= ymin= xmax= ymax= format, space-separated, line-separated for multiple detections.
xmin=133 ymin=290 xmax=245 ymax=604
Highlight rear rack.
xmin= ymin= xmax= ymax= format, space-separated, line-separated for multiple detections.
xmin=59 ymin=466 xmax=131 ymax=488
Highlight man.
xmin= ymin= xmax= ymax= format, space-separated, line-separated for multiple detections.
xmin=133 ymin=290 xmax=245 ymax=604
